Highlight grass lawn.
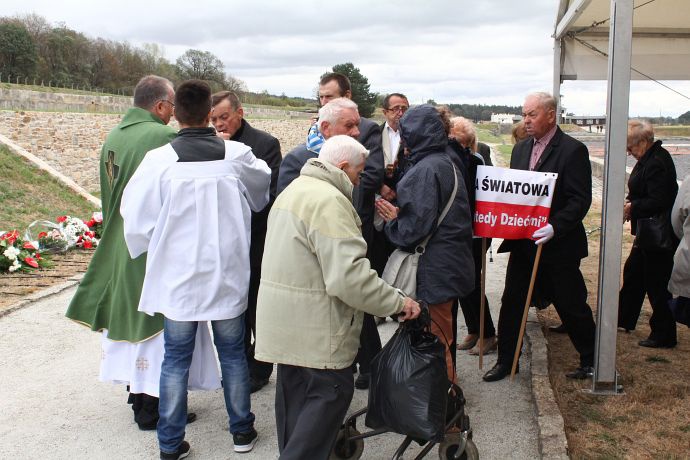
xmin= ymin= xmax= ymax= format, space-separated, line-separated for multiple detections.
xmin=539 ymin=201 xmax=690 ymax=458
xmin=0 ymin=143 xmax=99 ymax=231
xmin=655 ymin=125 xmax=690 ymax=137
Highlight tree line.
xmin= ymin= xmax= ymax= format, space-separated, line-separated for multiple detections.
xmin=0 ymin=13 xmax=313 ymax=108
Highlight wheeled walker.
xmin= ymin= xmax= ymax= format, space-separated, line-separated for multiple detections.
xmin=329 ymin=382 xmax=478 ymax=459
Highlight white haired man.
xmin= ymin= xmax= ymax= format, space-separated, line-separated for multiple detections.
xmin=256 ymin=135 xmax=421 ymax=460
xmin=276 ymin=98 xmax=360 ymax=193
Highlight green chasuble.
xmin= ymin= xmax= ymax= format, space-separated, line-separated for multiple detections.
xmin=66 ymin=108 xmax=176 ymax=342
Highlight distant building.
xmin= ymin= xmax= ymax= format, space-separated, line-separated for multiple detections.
xmin=491 ymin=113 xmax=520 ymax=124
xmin=563 ymin=115 xmax=606 ymax=127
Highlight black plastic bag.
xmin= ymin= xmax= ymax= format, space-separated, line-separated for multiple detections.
xmin=365 ymin=310 xmax=448 ymax=442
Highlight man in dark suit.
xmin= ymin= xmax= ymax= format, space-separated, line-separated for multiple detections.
xmin=483 ymin=92 xmax=597 ymax=382
xmin=370 ymin=93 xmax=409 ymax=276
xmin=285 ymin=72 xmax=385 ymax=390
xmin=277 ymin=97 xmax=362 ymax=192
xmin=211 ymin=91 xmax=282 ymax=393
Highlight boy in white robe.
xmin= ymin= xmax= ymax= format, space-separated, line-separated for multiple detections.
xmin=121 ymin=80 xmax=271 ymax=459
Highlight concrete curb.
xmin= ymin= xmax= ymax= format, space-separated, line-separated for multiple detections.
xmin=527 ymin=310 xmax=570 ymax=459
xmin=0 ymin=132 xmax=101 ymax=208
xmin=0 ymin=273 xmax=83 ymax=319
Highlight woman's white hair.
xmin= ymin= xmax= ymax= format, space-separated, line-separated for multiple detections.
xmin=318 ymin=135 xmax=369 ymax=167
xmin=317 ymin=97 xmax=358 ymax=131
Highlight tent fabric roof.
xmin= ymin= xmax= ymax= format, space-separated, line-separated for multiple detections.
xmin=556 ymin=0 xmax=690 ymax=80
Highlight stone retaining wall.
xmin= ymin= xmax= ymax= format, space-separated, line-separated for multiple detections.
xmin=0 ymin=109 xmax=309 ymax=192
xmin=0 ymin=88 xmax=314 ymax=119
xmin=0 ymin=88 xmax=131 ymax=113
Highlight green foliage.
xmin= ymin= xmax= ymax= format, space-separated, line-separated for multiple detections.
xmin=328 ymin=63 xmax=378 ymax=118
xmin=175 ymin=49 xmax=225 ymax=84
xmin=0 ymin=21 xmax=38 ymax=79
xmin=677 ymin=110 xmax=690 ymax=124
xmin=0 ymin=144 xmax=98 ymax=230
xmin=448 ymin=103 xmax=522 ymax=122
xmin=0 ymin=14 xmax=317 ymax=108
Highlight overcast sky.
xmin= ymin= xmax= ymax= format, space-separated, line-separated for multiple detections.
xmin=3 ymin=0 xmax=689 ymax=117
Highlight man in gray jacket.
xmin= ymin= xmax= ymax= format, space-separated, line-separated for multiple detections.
xmin=257 ymin=135 xmax=420 ymax=460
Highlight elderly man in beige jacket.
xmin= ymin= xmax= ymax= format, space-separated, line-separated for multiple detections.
xmin=256 ymin=135 xmax=420 ymax=460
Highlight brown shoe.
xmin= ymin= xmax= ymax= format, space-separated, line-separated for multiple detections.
xmin=456 ymin=334 xmax=478 ymax=350
xmin=468 ymin=336 xmax=498 ymax=355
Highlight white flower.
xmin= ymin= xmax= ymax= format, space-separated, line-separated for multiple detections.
xmin=92 ymin=212 xmax=103 ymax=223
xmin=3 ymin=246 xmax=20 ymax=260
xmin=9 ymin=260 xmax=21 ymax=272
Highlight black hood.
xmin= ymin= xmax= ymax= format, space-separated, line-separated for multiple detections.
xmin=399 ymin=104 xmax=448 ymax=163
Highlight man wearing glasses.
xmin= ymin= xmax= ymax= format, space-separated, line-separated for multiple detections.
xmin=371 ymin=94 xmax=410 ymax=329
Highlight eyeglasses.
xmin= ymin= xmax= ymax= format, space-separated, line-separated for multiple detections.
xmin=385 ymin=105 xmax=408 ymax=114
xmin=159 ymin=99 xmax=175 ymax=108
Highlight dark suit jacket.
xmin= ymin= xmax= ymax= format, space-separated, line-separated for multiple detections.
xmin=380 ymin=122 xmax=405 ymax=188
xmin=232 ymin=119 xmax=282 ymax=269
xmin=276 ymin=143 xmax=315 ymax=195
xmin=477 ymin=142 xmax=493 ymax=167
xmin=627 ymin=140 xmax=678 ymax=235
xmin=353 ymin=117 xmax=384 ymax=246
xmin=498 ymin=126 xmax=592 ymax=263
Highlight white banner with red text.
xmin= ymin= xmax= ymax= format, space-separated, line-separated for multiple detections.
xmin=473 ymin=165 xmax=558 ymax=240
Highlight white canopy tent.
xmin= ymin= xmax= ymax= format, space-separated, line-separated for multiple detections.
xmin=553 ymin=0 xmax=690 ymax=393
xmin=556 ymin=0 xmax=690 ymax=83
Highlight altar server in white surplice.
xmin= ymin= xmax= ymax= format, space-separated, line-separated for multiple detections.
xmin=121 ymin=80 xmax=270 ymax=457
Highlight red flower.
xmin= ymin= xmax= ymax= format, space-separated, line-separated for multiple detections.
xmin=56 ymin=216 xmax=67 ymax=223
xmin=86 ymin=231 xmax=95 ymax=238
xmin=38 ymin=231 xmax=48 ymax=238
xmin=23 ymin=241 xmax=36 ymax=250
xmin=83 ymin=240 xmax=93 ymax=249
xmin=2 ymin=230 xmax=19 ymax=244
xmin=86 ymin=219 xmax=96 ymax=228
xmin=35 ymin=253 xmax=41 ymax=260
xmin=24 ymin=257 xmax=39 ymax=268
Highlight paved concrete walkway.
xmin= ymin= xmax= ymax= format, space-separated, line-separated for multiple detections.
xmin=0 ymin=239 xmax=550 ymax=459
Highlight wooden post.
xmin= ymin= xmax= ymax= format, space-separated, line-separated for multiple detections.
xmin=478 ymin=237 xmax=487 ymax=369
xmin=510 ymin=244 xmax=543 ymax=381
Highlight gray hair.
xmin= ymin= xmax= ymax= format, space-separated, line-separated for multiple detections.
xmin=628 ymin=119 xmax=655 ymax=146
xmin=317 ymin=98 xmax=358 ymax=132
xmin=133 ymin=75 xmax=174 ymax=110
xmin=318 ymin=135 xmax=369 ymax=167
xmin=526 ymin=92 xmax=557 ymax=112
xmin=450 ymin=116 xmax=477 ymax=152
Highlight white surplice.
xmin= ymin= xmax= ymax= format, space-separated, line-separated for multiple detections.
xmin=121 ymin=140 xmax=271 ymax=321
xmin=99 ymin=323 xmax=221 ymax=397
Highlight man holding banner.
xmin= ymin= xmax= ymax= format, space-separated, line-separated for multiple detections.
xmin=482 ymin=92 xmax=597 ymax=382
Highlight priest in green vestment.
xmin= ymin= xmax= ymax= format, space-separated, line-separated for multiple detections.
xmin=66 ymin=75 xmax=180 ymax=430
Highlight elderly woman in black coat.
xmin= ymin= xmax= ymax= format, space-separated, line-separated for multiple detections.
xmin=618 ymin=120 xmax=679 ymax=348
xmin=375 ymin=105 xmax=474 ymax=382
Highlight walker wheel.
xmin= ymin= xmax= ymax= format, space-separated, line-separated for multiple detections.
xmin=438 ymin=434 xmax=479 ymax=460
xmin=329 ymin=427 xmax=364 ymax=460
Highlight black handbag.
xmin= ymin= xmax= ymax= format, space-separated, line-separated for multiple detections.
xmin=635 ymin=213 xmax=677 ymax=251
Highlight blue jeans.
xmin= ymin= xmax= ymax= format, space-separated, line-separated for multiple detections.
xmin=158 ymin=316 xmax=255 ymax=454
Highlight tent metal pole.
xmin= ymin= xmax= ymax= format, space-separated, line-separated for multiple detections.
xmin=590 ymin=0 xmax=633 ymax=395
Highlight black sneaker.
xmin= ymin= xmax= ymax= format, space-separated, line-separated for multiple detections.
xmin=233 ymin=428 xmax=258 ymax=453
xmin=160 ymin=440 xmax=190 ymax=460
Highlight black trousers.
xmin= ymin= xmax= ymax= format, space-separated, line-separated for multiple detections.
xmin=459 ymin=238 xmax=496 ymax=337
xmin=618 ymin=245 xmax=677 ymax=344
xmin=354 ymin=313 xmax=382 ymax=374
xmin=127 ymin=390 xmax=158 ymax=428
xmin=497 ymin=252 xmax=596 ymax=367
xmin=245 ymin=266 xmax=274 ymax=381
xmin=275 ymin=365 xmax=354 ymax=460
